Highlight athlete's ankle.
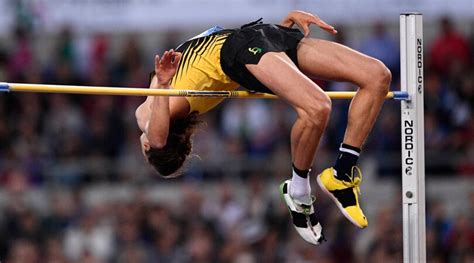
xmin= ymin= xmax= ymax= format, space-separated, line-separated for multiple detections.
xmin=290 ymin=187 xmax=312 ymax=204
xmin=334 ymin=143 xmax=361 ymax=182
xmin=290 ymin=163 xmax=312 ymax=204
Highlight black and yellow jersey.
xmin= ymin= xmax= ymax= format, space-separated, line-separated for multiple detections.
xmin=171 ymin=26 xmax=239 ymax=114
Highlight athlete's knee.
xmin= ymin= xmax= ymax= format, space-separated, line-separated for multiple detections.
xmin=376 ymin=62 xmax=392 ymax=90
xmin=316 ymin=95 xmax=332 ymax=118
xmin=370 ymin=60 xmax=392 ymax=93
xmin=299 ymin=94 xmax=332 ymax=125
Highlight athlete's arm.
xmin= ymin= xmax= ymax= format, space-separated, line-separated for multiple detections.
xmin=144 ymin=49 xmax=182 ymax=149
xmin=280 ymin=10 xmax=337 ymax=36
xmin=135 ymin=102 xmax=148 ymax=133
xmin=134 ymin=75 xmax=162 ymax=133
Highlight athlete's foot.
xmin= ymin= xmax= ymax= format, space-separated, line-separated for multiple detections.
xmin=279 ymin=180 xmax=325 ymax=245
xmin=317 ymin=166 xmax=368 ymax=228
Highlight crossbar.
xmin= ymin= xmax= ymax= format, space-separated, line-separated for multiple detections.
xmin=0 ymin=82 xmax=409 ymax=100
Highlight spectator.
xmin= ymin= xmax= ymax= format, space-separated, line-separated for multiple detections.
xmin=359 ymin=21 xmax=400 ymax=77
xmin=7 ymin=27 xmax=33 ymax=82
xmin=44 ymin=237 xmax=68 ymax=263
xmin=63 ymin=209 xmax=114 ymax=261
xmin=428 ymin=16 xmax=471 ymax=76
xmin=6 ymin=239 xmax=40 ymax=263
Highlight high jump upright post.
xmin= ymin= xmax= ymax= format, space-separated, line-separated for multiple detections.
xmin=400 ymin=13 xmax=426 ymax=263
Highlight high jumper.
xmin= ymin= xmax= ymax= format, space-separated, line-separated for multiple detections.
xmin=135 ymin=10 xmax=392 ymax=245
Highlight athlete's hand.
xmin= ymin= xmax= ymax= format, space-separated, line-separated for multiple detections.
xmin=283 ymin=10 xmax=337 ymax=37
xmin=154 ymin=49 xmax=182 ymax=88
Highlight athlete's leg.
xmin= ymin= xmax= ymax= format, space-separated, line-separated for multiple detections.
xmin=245 ymin=52 xmax=331 ymax=172
xmin=296 ymin=38 xmax=391 ymax=228
xmin=297 ymin=38 xmax=391 ymax=148
xmin=245 ymin=51 xmax=329 ymax=245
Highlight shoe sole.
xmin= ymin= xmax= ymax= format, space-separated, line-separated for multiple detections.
xmin=316 ymin=174 xmax=365 ymax=228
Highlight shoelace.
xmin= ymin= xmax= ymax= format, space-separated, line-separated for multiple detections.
xmin=300 ymin=196 xmax=325 ymax=243
xmin=341 ymin=166 xmax=363 ymax=196
xmin=295 ymin=195 xmax=325 ymax=243
xmin=299 ymin=195 xmax=316 ymax=215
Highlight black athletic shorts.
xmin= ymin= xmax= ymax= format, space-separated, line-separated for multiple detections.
xmin=220 ymin=19 xmax=304 ymax=94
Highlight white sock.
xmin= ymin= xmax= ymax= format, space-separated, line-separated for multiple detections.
xmin=290 ymin=169 xmax=312 ymax=205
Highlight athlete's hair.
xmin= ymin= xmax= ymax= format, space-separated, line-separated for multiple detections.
xmin=145 ymin=112 xmax=200 ymax=177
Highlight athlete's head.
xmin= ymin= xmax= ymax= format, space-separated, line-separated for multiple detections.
xmin=140 ymin=112 xmax=200 ymax=177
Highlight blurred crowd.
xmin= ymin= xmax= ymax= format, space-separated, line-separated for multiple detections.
xmin=0 ymin=179 xmax=473 ymax=263
xmin=0 ymin=14 xmax=473 ymax=263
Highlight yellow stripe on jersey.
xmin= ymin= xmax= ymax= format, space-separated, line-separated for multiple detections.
xmin=171 ymin=33 xmax=239 ymax=115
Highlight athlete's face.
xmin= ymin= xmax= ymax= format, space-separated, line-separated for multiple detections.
xmin=140 ymin=133 xmax=151 ymax=160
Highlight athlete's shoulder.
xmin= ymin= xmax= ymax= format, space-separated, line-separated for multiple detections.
xmin=188 ymin=26 xmax=227 ymax=40
xmin=176 ymin=26 xmax=232 ymax=50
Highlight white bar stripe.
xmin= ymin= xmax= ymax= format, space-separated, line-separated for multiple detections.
xmin=339 ymin=147 xmax=360 ymax=156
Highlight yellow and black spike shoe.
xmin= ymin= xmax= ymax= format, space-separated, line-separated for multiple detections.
xmin=316 ymin=167 xmax=368 ymax=228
